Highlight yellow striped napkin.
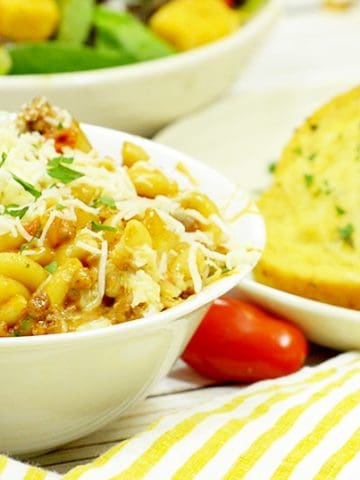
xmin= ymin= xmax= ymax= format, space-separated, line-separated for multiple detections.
xmin=2 ymin=352 xmax=360 ymax=480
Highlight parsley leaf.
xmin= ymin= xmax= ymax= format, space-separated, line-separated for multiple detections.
xmin=338 ymin=223 xmax=354 ymax=246
xmin=268 ymin=162 xmax=277 ymax=174
xmin=47 ymin=156 xmax=84 ymax=184
xmin=0 ymin=152 xmax=7 ymax=167
xmin=4 ymin=204 xmax=29 ymax=219
xmin=304 ymin=174 xmax=314 ymax=188
xmin=48 ymin=157 xmax=74 ymax=167
xmin=44 ymin=261 xmax=58 ymax=274
xmin=320 ymin=179 xmax=332 ymax=195
xmin=335 ymin=205 xmax=346 ymax=216
xmin=11 ymin=174 xmax=41 ymax=199
xmin=93 ymin=196 xmax=116 ymax=209
xmin=20 ymin=241 xmax=32 ymax=253
xmin=19 ymin=243 xmax=29 ymax=253
xmin=13 ymin=316 xmax=34 ymax=337
xmin=91 ymin=221 xmax=117 ymax=233
xmin=17 ymin=317 xmax=33 ymax=336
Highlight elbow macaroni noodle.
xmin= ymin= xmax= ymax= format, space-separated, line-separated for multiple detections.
xmin=0 ymin=97 xmax=241 ymax=337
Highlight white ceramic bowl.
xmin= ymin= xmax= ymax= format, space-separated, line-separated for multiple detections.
xmin=0 ymin=1 xmax=279 ymax=136
xmin=0 ymin=124 xmax=265 ymax=456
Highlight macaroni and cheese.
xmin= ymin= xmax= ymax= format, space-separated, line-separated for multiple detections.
xmin=0 ymin=98 xmax=241 ymax=336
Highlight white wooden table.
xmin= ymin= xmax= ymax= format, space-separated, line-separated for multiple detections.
xmin=27 ymin=1 xmax=360 ymax=473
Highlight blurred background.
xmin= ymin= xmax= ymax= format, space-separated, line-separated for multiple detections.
xmin=0 ymin=0 xmax=359 ymax=138
xmin=1 ymin=0 xmax=359 ymax=192
xmin=0 ymin=0 xmax=359 ymax=184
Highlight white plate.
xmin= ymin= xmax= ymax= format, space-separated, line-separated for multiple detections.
xmin=155 ymin=85 xmax=360 ymax=351
xmin=234 ymin=277 xmax=360 ymax=351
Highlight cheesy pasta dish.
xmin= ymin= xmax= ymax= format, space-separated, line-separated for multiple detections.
xmin=0 ymin=98 xmax=240 ymax=337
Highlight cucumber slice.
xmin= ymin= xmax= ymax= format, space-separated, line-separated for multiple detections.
xmin=94 ymin=7 xmax=175 ymax=62
xmin=7 ymin=42 xmax=135 ymax=74
xmin=56 ymin=0 xmax=95 ymax=44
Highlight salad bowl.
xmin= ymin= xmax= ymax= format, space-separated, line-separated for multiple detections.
xmin=0 ymin=0 xmax=279 ymax=136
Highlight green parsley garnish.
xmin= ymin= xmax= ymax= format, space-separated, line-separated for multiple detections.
xmin=304 ymin=174 xmax=314 ymax=188
xmin=335 ymin=205 xmax=346 ymax=216
xmin=19 ymin=236 xmax=37 ymax=253
xmin=17 ymin=318 xmax=33 ymax=336
xmin=20 ymin=242 xmax=31 ymax=253
xmin=48 ymin=156 xmax=73 ymax=166
xmin=11 ymin=174 xmax=41 ymax=199
xmin=308 ymin=152 xmax=317 ymax=161
xmin=338 ymin=223 xmax=354 ymax=246
xmin=4 ymin=204 xmax=29 ymax=219
xmin=320 ymin=179 xmax=332 ymax=195
xmin=268 ymin=162 xmax=277 ymax=174
xmin=294 ymin=147 xmax=303 ymax=156
xmin=20 ymin=237 xmax=39 ymax=253
xmin=44 ymin=261 xmax=58 ymax=274
xmin=0 ymin=152 xmax=7 ymax=167
xmin=47 ymin=156 xmax=84 ymax=184
xmin=56 ymin=204 xmax=66 ymax=211
xmin=91 ymin=221 xmax=117 ymax=233
xmin=93 ymin=196 xmax=116 ymax=209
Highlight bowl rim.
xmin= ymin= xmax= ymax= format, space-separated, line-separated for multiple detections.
xmin=0 ymin=0 xmax=280 ymax=87
xmin=0 ymin=123 xmax=265 ymax=348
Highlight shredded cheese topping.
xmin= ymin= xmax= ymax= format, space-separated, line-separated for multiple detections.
xmin=0 ymin=99 xmax=249 ymax=337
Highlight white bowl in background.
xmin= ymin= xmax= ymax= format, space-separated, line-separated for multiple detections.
xmin=0 ymin=1 xmax=279 ymax=136
xmin=0 ymin=124 xmax=265 ymax=456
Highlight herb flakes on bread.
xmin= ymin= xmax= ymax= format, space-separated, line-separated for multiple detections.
xmin=254 ymin=86 xmax=360 ymax=309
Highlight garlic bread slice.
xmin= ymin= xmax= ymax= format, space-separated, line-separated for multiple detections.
xmin=255 ymin=86 xmax=360 ymax=309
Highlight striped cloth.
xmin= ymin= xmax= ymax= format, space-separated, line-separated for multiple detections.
xmin=2 ymin=352 xmax=360 ymax=480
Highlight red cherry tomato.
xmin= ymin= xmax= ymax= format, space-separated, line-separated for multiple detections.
xmin=182 ymin=296 xmax=308 ymax=383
